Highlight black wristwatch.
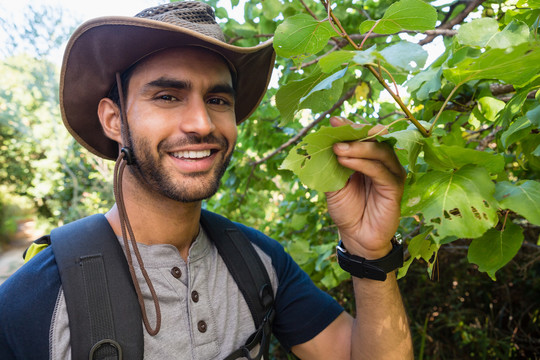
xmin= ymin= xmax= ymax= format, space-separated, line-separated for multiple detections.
xmin=336 ymin=235 xmax=404 ymax=281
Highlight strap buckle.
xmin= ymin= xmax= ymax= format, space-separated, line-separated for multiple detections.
xmin=89 ymin=339 xmax=122 ymax=360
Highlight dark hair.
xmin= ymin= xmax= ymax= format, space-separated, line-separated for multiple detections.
xmin=107 ymin=66 xmax=136 ymax=108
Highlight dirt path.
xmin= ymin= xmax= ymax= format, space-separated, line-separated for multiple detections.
xmin=0 ymin=220 xmax=41 ymax=285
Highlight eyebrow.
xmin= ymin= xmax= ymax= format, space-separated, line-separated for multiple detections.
xmin=142 ymin=77 xmax=236 ymax=98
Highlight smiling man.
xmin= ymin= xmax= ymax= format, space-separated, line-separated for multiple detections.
xmin=0 ymin=2 xmax=413 ymax=359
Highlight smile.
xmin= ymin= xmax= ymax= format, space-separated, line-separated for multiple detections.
xmin=170 ymin=149 xmax=213 ymax=160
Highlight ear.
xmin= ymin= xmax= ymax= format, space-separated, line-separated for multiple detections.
xmin=98 ymin=98 xmax=123 ymax=144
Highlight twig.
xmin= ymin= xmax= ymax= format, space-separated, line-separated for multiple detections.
xmin=419 ymin=0 xmax=486 ymax=45
xmin=379 ymin=110 xmax=406 ymax=121
xmin=290 ymin=44 xmax=340 ymax=71
xmin=366 ymin=63 xmax=430 ymax=137
xmin=300 ymin=0 xmax=319 ymax=20
xmin=249 ymin=84 xmax=358 ymax=167
xmin=321 ymin=0 xmax=429 ymax=137
xmin=490 ymin=84 xmax=515 ymax=96
xmin=359 ymin=20 xmax=380 ymax=49
xmin=429 ymin=82 xmax=463 ymax=133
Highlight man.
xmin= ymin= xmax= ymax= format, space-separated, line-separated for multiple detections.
xmin=0 ymin=1 xmax=412 ymax=359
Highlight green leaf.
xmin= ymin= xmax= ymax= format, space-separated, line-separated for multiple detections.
xmin=406 ymin=67 xmax=442 ymax=101
xmin=275 ymin=68 xmax=344 ymax=125
xmin=384 ymin=125 xmax=426 ymax=170
xmin=487 ymin=20 xmax=530 ymax=49
xmin=456 ymin=18 xmax=499 ymax=47
xmin=288 ymin=239 xmax=312 ymax=265
xmin=261 ymin=0 xmax=282 ymax=20
xmin=350 ymin=47 xmax=382 ymax=66
xmin=274 ymin=14 xmax=336 ymax=59
xmin=291 ymin=213 xmax=308 ymax=231
xmin=280 ymin=125 xmax=372 ymax=192
xmin=397 ymin=231 xmax=439 ymax=279
xmin=379 ymin=41 xmax=428 ymax=71
xmin=359 ymin=0 xmax=437 ymax=35
xmin=319 ymin=51 xmax=355 ymax=73
xmin=468 ymin=221 xmax=524 ymax=280
xmin=495 ymin=181 xmax=540 ymax=225
xmin=500 ymin=116 xmax=534 ymax=148
xmin=299 ymin=67 xmax=348 ymax=104
xmin=423 ymin=140 xmax=505 ymax=174
xmin=454 ymin=18 xmax=529 ymax=50
xmin=517 ymin=0 xmax=540 ymax=9
xmin=478 ymin=96 xmax=505 ymax=122
xmin=402 ymin=165 xmax=499 ymax=240
xmin=498 ymin=84 xmax=535 ymax=124
xmin=526 ymin=105 xmax=540 ymax=127
xmin=443 ymin=44 xmax=540 ymax=86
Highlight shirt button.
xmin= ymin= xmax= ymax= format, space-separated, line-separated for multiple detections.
xmin=197 ymin=320 xmax=207 ymax=333
xmin=191 ymin=290 xmax=199 ymax=303
xmin=170 ymin=267 xmax=182 ymax=278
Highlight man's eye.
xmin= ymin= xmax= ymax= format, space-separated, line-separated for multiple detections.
xmin=208 ymin=98 xmax=230 ymax=106
xmin=157 ymin=95 xmax=177 ymax=101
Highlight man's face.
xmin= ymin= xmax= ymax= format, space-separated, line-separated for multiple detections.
xmin=122 ymin=47 xmax=237 ymax=203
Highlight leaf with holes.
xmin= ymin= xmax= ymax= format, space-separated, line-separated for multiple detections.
xmin=495 ymin=181 xmax=540 ymax=226
xmin=468 ymin=221 xmax=524 ymax=280
xmin=359 ymin=0 xmax=437 ymax=34
xmin=402 ymin=165 xmax=499 ymax=240
xmin=280 ymin=125 xmax=372 ymax=192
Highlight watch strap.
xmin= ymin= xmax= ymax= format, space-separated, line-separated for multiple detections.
xmin=336 ymin=240 xmax=404 ymax=281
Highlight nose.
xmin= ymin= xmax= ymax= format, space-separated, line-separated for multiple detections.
xmin=179 ymin=98 xmax=216 ymax=136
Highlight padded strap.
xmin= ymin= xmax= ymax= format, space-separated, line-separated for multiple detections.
xmin=200 ymin=210 xmax=274 ymax=360
xmin=51 ymin=214 xmax=143 ymax=360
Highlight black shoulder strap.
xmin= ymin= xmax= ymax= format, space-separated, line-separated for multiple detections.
xmin=51 ymin=214 xmax=143 ymax=360
xmin=50 ymin=211 xmax=273 ymax=360
xmin=200 ymin=210 xmax=275 ymax=360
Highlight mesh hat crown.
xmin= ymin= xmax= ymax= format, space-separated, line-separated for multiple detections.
xmin=60 ymin=1 xmax=275 ymax=160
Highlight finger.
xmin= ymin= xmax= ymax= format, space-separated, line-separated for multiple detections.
xmin=329 ymin=116 xmax=354 ymax=127
xmin=333 ymin=141 xmax=406 ymax=180
xmin=367 ymin=124 xmax=388 ymax=137
xmin=337 ymin=156 xmax=404 ymax=189
xmin=329 ymin=117 xmax=388 ymax=138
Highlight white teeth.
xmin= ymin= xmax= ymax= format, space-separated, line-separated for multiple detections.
xmin=172 ymin=149 xmax=212 ymax=159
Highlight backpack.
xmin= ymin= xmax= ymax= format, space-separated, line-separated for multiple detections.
xmin=26 ymin=210 xmax=275 ymax=360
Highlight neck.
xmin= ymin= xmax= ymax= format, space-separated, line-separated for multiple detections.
xmin=106 ymin=170 xmax=202 ymax=261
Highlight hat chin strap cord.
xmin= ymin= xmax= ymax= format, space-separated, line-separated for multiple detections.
xmin=113 ymin=72 xmax=162 ymax=337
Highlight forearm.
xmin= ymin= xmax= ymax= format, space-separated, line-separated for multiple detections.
xmin=351 ymin=273 xmax=413 ymax=359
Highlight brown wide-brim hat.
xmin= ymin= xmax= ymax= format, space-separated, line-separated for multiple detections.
xmin=60 ymin=1 xmax=275 ymax=160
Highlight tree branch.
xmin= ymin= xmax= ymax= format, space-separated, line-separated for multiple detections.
xmin=300 ymin=0 xmax=319 ymax=20
xmin=249 ymin=83 xmax=358 ymax=167
xmin=419 ymin=0 xmax=486 ymax=45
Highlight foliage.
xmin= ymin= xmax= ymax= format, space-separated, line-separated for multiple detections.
xmin=0 ymin=5 xmax=114 ymax=229
xmin=206 ymin=0 xmax=540 ymax=355
xmin=205 ymin=0 xmax=540 ymax=286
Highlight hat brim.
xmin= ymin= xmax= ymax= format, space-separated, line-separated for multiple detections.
xmin=60 ymin=17 xmax=275 ymax=160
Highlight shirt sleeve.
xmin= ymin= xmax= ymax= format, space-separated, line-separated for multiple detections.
xmin=236 ymin=223 xmax=344 ymax=350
